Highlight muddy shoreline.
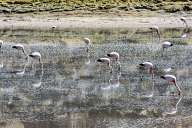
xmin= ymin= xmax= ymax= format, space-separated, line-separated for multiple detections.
xmin=0 ymin=12 xmax=191 ymax=31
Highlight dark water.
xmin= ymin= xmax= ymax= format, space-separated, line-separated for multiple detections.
xmin=1 ymin=38 xmax=192 ymax=127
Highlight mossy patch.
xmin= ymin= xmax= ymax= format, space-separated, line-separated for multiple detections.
xmin=163 ymin=4 xmax=183 ymax=13
xmin=1 ymin=0 xmax=33 ymax=4
xmin=0 ymin=0 xmax=191 ymax=13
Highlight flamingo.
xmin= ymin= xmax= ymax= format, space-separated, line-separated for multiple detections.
xmin=180 ymin=17 xmax=189 ymax=38
xmin=28 ymin=51 xmax=43 ymax=87
xmin=12 ymin=44 xmax=28 ymax=59
xmin=162 ymin=41 xmax=173 ymax=50
xmin=139 ymin=61 xmax=155 ymax=98
xmin=83 ymin=38 xmax=91 ymax=64
xmin=28 ymin=51 xmax=42 ymax=72
xmin=97 ymin=57 xmax=112 ymax=73
xmin=161 ymin=74 xmax=182 ymax=95
xmin=28 ymin=51 xmax=42 ymax=64
xmin=150 ymin=26 xmax=173 ymax=50
xmin=83 ymin=37 xmax=91 ymax=53
xmin=180 ymin=17 xmax=188 ymax=31
xmin=107 ymin=52 xmax=121 ymax=72
xmin=139 ymin=61 xmax=154 ymax=75
xmin=149 ymin=25 xmax=160 ymax=41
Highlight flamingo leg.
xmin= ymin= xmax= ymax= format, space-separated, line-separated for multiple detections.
xmin=109 ymin=66 xmax=113 ymax=74
xmin=117 ymin=62 xmax=121 ymax=72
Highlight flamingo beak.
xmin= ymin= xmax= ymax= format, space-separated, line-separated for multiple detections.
xmin=161 ymin=76 xmax=165 ymax=79
xmin=12 ymin=46 xmax=16 ymax=49
xmin=97 ymin=59 xmax=102 ymax=62
xmin=107 ymin=53 xmax=111 ymax=57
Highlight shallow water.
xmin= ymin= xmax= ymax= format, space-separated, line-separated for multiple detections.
xmin=1 ymin=29 xmax=192 ymax=128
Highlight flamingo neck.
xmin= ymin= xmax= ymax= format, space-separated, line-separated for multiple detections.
xmin=39 ymin=58 xmax=42 ymax=65
xmin=108 ymin=62 xmax=113 ymax=73
xmin=116 ymin=57 xmax=119 ymax=62
xmin=174 ymin=81 xmax=182 ymax=95
xmin=117 ymin=61 xmax=121 ymax=72
xmin=149 ymin=67 xmax=153 ymax=73
xmin=183 ymin=21 xmax=188 ymax=30
xmin=22 ymin=48 xmax=27 ymax=57
xmin=149 ymin=67 xmax=154 ymax=80
xmin=156 ymin=30 xmax=161 ymax=43
xmin=86 ymin=46 xmax=89 ymax=53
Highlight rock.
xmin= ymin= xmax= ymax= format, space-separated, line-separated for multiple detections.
xmin=140 ymin=109 xmax=148 ymax=116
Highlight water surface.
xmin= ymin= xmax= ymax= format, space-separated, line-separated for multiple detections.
xmin=0 ymin=29 xmax=192 ymax=128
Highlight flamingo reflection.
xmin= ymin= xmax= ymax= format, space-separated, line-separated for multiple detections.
xmin=163 ymin=95 xmax=183 ymax=116
xmin=32 ymin=62 xmax=44 ymax=88
xmin=12 ymin=61 xmax=28 ymax=76
xmin=101 ymin=72 xmax=121 ymax=90
xmin=101 ymin=72 xmax=121 ymax=105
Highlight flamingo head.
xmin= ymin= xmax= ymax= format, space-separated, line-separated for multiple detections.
xmin=139 ymin=63 xmax=145 ymax=66
xmin=161 ymin=76 xmax=165 ymax=79
xmin=180 ymin=17 xmax=186 ymax=23
xmin=149 ymin=26 xmax=159 ymax=32
xmin=29 ymin=54 xmax=33 ymax=57
xmin=107 ymin=52 xmax=119 ymax=61
xmin=107 ymin=53 xmax=111 ymax=57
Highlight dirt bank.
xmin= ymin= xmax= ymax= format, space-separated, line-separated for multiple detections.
xmin=0 ymin=12 xmax=191 ymax=31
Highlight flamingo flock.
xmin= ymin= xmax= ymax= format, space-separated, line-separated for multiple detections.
xmin=0 ymin=42 xmax=42 ymax=82
xmin=0 ymin=16 xmax=187 ymax=116
xmin=96 ymin=17 xmax=189 ymax=97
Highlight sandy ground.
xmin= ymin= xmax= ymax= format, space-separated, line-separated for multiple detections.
xmin=0 ymin=13 xmax=191 ymax=31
